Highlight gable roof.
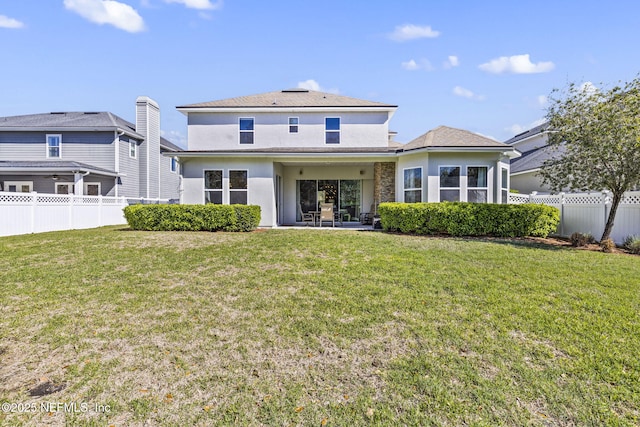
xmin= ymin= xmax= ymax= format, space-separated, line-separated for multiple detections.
xmin=402 ymin=126 xmax=510 ymax=151
xmin=0 ymin=160 xmax=118 ymax=176
xmin=177 ymin=88 xmax=397 ymax=109
xmin=0 ymin=111 xmax=181 ymax=151
xmin=504 ymin=121 xmax=549 ymax=145
xmin=0 ymin=112 xmax=142 ymax=138
xmin=510 ymin=144 xmax=565 ymax=174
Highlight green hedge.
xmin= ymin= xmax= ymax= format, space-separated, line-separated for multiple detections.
xmin=378 ymin=202 xmax=559 ymax=238
xmin=123 ymin=204 xmax=261 ymax=232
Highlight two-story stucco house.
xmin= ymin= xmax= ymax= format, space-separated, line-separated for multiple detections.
xmin=174 ymin=89 xmax=520 ymax=227
xmin=0 ymin=96 xmax=180 ymax=199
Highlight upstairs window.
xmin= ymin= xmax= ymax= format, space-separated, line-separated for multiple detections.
xmin=239 ymin=118 xmax=254 ymax=144
xmin=467 ymin=166 xmax=488 ymax=203
xmin=403 ymin=167 xmax=422 ymax=203
xmin=170 ymin=157 xmax=178 ymax=173
xmin=129 ymin=140 xmax=137 ymax=158
xmin=325 ymin=117 xmax=340 ymax=144
xmin=439 ymin=166 xmax=460 ymax=202
xmin=46 ymin=134 xmax=61 ymax=158
xmin=289 ymin=117 xmax=299 ymax=133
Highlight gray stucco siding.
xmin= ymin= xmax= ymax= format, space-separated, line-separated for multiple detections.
xmin=187 ymin=111 xmax=391 ymax=151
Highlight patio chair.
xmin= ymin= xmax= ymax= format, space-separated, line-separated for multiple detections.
xmin=298 ymin=204 xmax=315 ymax=226
xmin=333 ymin=207 xmax=343 ymax=226
xmin=360 ymin=203 xmax=376 ymax=225
xmin=318 ymin=203 xmax=335 ymax=227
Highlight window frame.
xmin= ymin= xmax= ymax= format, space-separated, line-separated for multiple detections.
xmin=239 ymin=117 xmax=255 ymax=144
xmin=466 ymin=166 xmax=488 ymax=203
xmin=129 ymin=140 xmax=137 ymax=159
xmin=204 ymin=169 xmax=223 ymax=204
xmin=55 ymin=183 xmax=75 ymax=194
xmin=46 ymin=134 xmax=62 ymax=158
xmin=4 ymin=181 xmax=33 ymax=193
xmin=170 ymin=157 xmax=178 ymax=173
xmin=403 ymin=166 xmax=422 ymax=203
xmin=84 ymin=182 xmax=101 ymax=196
xmin=325 ymin=117 xmax=341 ymax=144
xmin=229 ymin=169 xmax=248 ymax=205
xmin=288 ymin=117 xmax=299 ymax=134
xmin=501 ymin=167 xmax=509 ymax=204
xmin=439 ymin=165 xmax=461 ymax=202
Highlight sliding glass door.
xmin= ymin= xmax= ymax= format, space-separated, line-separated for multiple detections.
xmin=296 ymin=179 xmax=361 ymax=221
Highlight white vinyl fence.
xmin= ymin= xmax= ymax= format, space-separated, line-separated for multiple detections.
xmin=0 ymin=192 xmax=165 ymax=237
xmin=509 ymin=191 xmax=640 ymax=243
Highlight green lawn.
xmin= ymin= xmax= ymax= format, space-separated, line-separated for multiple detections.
xmin=0 ymin=227 xmax=638 ymax=426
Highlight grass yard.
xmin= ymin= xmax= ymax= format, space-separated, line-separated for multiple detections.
xmin=0 ymin=227 xmax=638 ymax=426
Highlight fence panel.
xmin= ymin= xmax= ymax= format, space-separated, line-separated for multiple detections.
xmin=0 ymin=192 xmax=129 ymax=237
xmin=509 ymin=191 xmax=640 ymax=243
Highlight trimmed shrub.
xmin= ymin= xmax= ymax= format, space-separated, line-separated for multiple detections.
xmin=123 ymin=204 xmax=261 ymax=232
xmin=569 ymin=232 xmax=596 ymax=247
xmin=378 ymin=202 xmax=560 ymax=238
xmin=622 ymin=235 xmax=640 ymax=254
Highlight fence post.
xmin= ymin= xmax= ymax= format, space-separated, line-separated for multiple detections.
xmin=98 ymin=195 xmax=103 ymax=227
xmin=30 ymin=192 xmax=37 ymax=234
xmin=559 ymin=192 xmax=565 ymax=237
xmin=69 ymin=194 xmax=74 ymax=230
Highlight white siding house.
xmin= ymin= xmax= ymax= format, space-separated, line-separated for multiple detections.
xmin=174 ymin=89 xmax=520 ymax=226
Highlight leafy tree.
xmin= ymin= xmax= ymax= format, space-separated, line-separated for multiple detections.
xmin=541 ymin=77 xmax=640 ymax=241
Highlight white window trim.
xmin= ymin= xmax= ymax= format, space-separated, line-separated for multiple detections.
xmin=439 ymin=165 xmax=461 ymax=202
xmin=467 ymin=165 xmax=489 ymax=203
xmin=325 ymin=117 xmax=341 ymax=144
xmin=288 ymin=117 xmax=299 ymax=133
xmin=402 ymin=166 xmax=423 ymax=203
xmin=204 ymin=169 xmax=223 ymax=204
xmin=170 ymin=157 xmax=178 ymax=173
xmin=84 ymin=182 xmax=101 ymax=196
xmin=4 ymin=181 xmax=33 ymax=193
xmin=500 ymin=167 xmax=510 ymax=204
xmin=55 ymin=183 xmax=75 ymax=194
xmin=229 ymin=169 xmax=248 ymax=205
xmin=129 ymin=140 xmax=137 ymax=159
xmin=239 ymin=117 xmax=255 ymax=145
xmin=46 ymin=134 xmax=62 ymax=158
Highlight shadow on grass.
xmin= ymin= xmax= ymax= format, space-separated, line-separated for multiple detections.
xmin=378 ymin=230 xmax=572 ymax=252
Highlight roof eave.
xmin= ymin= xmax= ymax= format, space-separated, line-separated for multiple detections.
xmin=176 ymin=106 xmax=398 ymax=115
xmin=165 ymin=151 xmax=398 ymax=159
xmin=0 ymin=126 xmax=143 ymax=140
xmin=399 ymin=146 xmax=521 ymax=158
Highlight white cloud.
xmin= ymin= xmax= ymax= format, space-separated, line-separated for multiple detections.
xmin=505 ymin=118 xmax=547 ymax=137
xmin=453 ymin=86 xmax=484 ymax=101
xmin=161 ymin=129 xmax=187 ymax=148
xmin=443 ymin=55 xmax=459 ymax=69
xmin=297 ymin=79 xmax=339 ymax=94
xmin=165 ymin=0 xmax=222 ymax=10
xmin=578 ymin=81 xmax=598 ymax=95
xmin=401 ymin=58 xmax=433 ymax=71
xmin=0 ymin=14 xmax=25 ymax=29
xmin=388 ymin=24 xmax=440 ymax=41
xmin=536 ymin=95 xmax=548 ymax=107
xmin=478 ymin=54 xmax=554 ymax=74
xmin=64 ymin=0 xmax=145 ymax=33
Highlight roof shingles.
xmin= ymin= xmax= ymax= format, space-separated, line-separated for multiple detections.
xmin=178 ymin=89 xmax=397 ymax=109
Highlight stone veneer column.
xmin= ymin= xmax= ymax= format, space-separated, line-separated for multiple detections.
xmin=373 ymin=162 xmax=396 ymax=212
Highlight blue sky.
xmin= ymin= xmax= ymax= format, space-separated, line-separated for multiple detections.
xmin=1 ymin=0 xmax=639 ymax=147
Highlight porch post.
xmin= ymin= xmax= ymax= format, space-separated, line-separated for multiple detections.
xmin=74 ymin=172 xmax=84 ymax=195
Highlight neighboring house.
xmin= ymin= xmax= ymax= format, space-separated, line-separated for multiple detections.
xmin=174 ymin=89 xmax=520 ymax=226
xmin=0 ymin=97 xmax=180 ymax=199
xmin=505 ymin=122 xmax=557 ymax=194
